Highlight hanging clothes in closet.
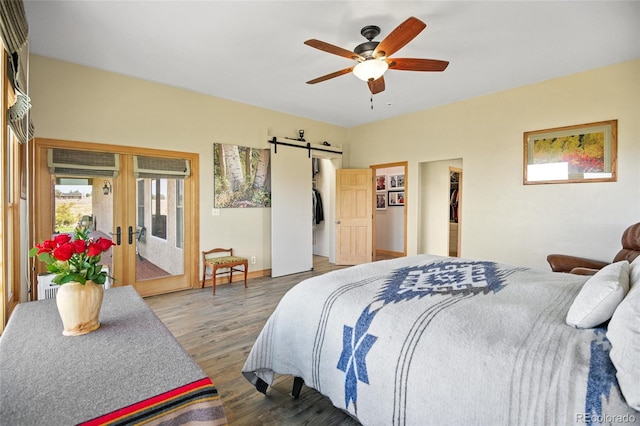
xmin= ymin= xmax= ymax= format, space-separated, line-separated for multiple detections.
xmin=450 ymin=187 xmax=459 ymax=223
xmin=312 ymin=188 xmax=324 ymax=225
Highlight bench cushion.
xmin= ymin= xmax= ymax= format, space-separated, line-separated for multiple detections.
xmin=205 ymin=256 xmax=247 ymax=266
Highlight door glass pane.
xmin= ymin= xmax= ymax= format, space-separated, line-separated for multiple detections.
xmin=54 ymin=177 xmax=113 ymax=286
xmin=151 ymin=179 xmax=167 ymax=239
xmin=137 ymin=179 xmax=145 ymax=228
xmin=176 ymin=180 xmax=183 ymax=249
xmin=5 ymin=131 xmax=14 ymax=303
xmin=136 ymin=178 xmax=184 ymax=281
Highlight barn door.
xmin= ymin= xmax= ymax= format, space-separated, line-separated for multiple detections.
xmin=335 ymin=169 xmax=372 ymax=265
xmin=270 ymin=144 xmax=313 ymax=277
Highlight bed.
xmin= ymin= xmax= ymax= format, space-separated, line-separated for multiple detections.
xmin=242 ymin=254 xmax=639 ymax=425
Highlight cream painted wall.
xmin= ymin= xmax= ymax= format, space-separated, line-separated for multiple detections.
xmin=28 ymin=56 xmax=640 ymax=273
xmin=347 ymin=60 xmax=640 ymax=270
xmin=28 ymin=55 xmax=349 ymax=276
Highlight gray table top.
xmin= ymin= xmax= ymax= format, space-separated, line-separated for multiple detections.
xmin=0 ymin=286 xmax=209 ymax=425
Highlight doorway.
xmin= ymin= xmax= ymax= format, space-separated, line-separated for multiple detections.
xmin=32 ymin=138 xmax=199 ymax=298
xmin=312 ymin=157 xmax=339 ymax=265
xmin=371 ymin=161 xmax=407 ymax=261
xmin=418 ymin=158 xmax=462 ymax=256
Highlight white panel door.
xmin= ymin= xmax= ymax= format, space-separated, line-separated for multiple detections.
xmin=271 ymin=144 xmax=312 ymax=277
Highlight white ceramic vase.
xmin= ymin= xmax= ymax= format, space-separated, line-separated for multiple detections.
xmin=55 ymin=280 xmax=104 ymax=336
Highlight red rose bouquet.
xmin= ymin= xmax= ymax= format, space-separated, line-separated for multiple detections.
xmin=30 ymin=227 xmax=115 ymax=285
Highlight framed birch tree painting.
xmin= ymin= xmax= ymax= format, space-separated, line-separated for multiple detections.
xmin=213 ymin=143 xmax=271 ymax=207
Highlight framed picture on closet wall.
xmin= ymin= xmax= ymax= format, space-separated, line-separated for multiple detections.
xmin=376 ymin=175 xmax=386 ymax=191
xmin=388 ymin=190 xmax=405 ymax=207
xmin=376 ymin=192 xmax=387 ymax=210
xmin=389 ymin=174 xmax=405 ymax=190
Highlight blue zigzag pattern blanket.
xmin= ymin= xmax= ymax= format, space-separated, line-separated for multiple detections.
xmin=242 ymin=255 xmax=638 ymax=425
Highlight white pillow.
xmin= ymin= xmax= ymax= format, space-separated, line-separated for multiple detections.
xmin=565 ymin=260 xmax=630 ymax=329
xmin=607 ymin=268 xmax=640 ymax=411
xmin=629 ymin=255 xmax=640 ymax=288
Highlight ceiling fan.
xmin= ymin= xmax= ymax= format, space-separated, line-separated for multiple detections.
xmin=304 ymin=17 xmax=449 ymax=95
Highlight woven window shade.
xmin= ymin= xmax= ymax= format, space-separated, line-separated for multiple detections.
xmin=7 ymin=54 xmax=34 ymax=141
xmin=2 ymin=1 xmax=34 ymax=131
xmin=134 ymin=156 xmax=190 ymax=179
xmin=0 ymin=1 xmax=28 ymax=55
xmin=48 ymin=148 xmax=120 ymax=177
xmin=8 ymin=113 xmax=34 ymax=144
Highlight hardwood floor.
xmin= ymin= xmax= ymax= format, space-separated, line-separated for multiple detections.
xmin=145 ymin=256 xmax=360 ymax=425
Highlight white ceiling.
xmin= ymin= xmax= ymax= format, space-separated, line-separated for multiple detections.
xmin=23 ymin=1 xmax=640 ymax=128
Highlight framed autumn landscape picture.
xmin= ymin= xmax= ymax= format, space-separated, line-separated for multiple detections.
xmin=523 ymin=120 xmax=617 ymax=185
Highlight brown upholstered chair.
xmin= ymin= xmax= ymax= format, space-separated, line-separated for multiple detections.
xmin=547 ymin=222 xmax=640 ymax=275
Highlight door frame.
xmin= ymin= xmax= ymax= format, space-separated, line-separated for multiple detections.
xmin=30 ymin=138 xmax=200 ymax=298
xmin=370 ymin=161 xmax=408 ymax=260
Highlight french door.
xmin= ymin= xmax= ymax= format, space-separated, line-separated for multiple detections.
xmin=32 ymin=138 xmax=199 ymax=298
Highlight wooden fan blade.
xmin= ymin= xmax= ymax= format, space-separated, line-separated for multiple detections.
xmin=373 ymin=17 xmax=426 ymax=59
xmin=304 ymin=39 xmax=364 ymax=61
xmin=388 ymin=58 xmax=449 ymax=72
xmin=368 ymin=76 xmax=385 ymax=94
xmin=306 ymin=67 xmax=354 ymax=84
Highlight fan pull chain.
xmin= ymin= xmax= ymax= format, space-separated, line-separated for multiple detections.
xmin=370 ymin=94 xmax=374 ymax=110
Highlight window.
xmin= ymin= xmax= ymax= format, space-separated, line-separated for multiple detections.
xmin=176 ymin=180 xmax=183 ymax=249
xmin=151 ymin=179 xmax=167 ymax=239
xmin=1 ymin=63 xmax=23 ymax=329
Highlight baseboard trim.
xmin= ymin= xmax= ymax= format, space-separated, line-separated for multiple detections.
xmin=375 ymin=249 xmax=404 ymax=257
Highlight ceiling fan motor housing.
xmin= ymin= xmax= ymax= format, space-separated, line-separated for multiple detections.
xmin=355 ymin=25 xmax=382 ymax=59
xmin=354 ymin=41 xmax=379 ymax=59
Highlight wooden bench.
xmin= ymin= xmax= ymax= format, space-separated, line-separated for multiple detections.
xmin=201 ymin=248 xmax=248 ymax=294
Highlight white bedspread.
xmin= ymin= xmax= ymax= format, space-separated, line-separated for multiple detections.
xmin=242 ymin=255 xmax=639 ymax=425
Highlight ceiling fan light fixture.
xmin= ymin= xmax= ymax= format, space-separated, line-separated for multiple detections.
xmin=304 ymin=17 xmax=446 ymax=96
xmin=353 ymin=59 xmax=388 ymax=82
